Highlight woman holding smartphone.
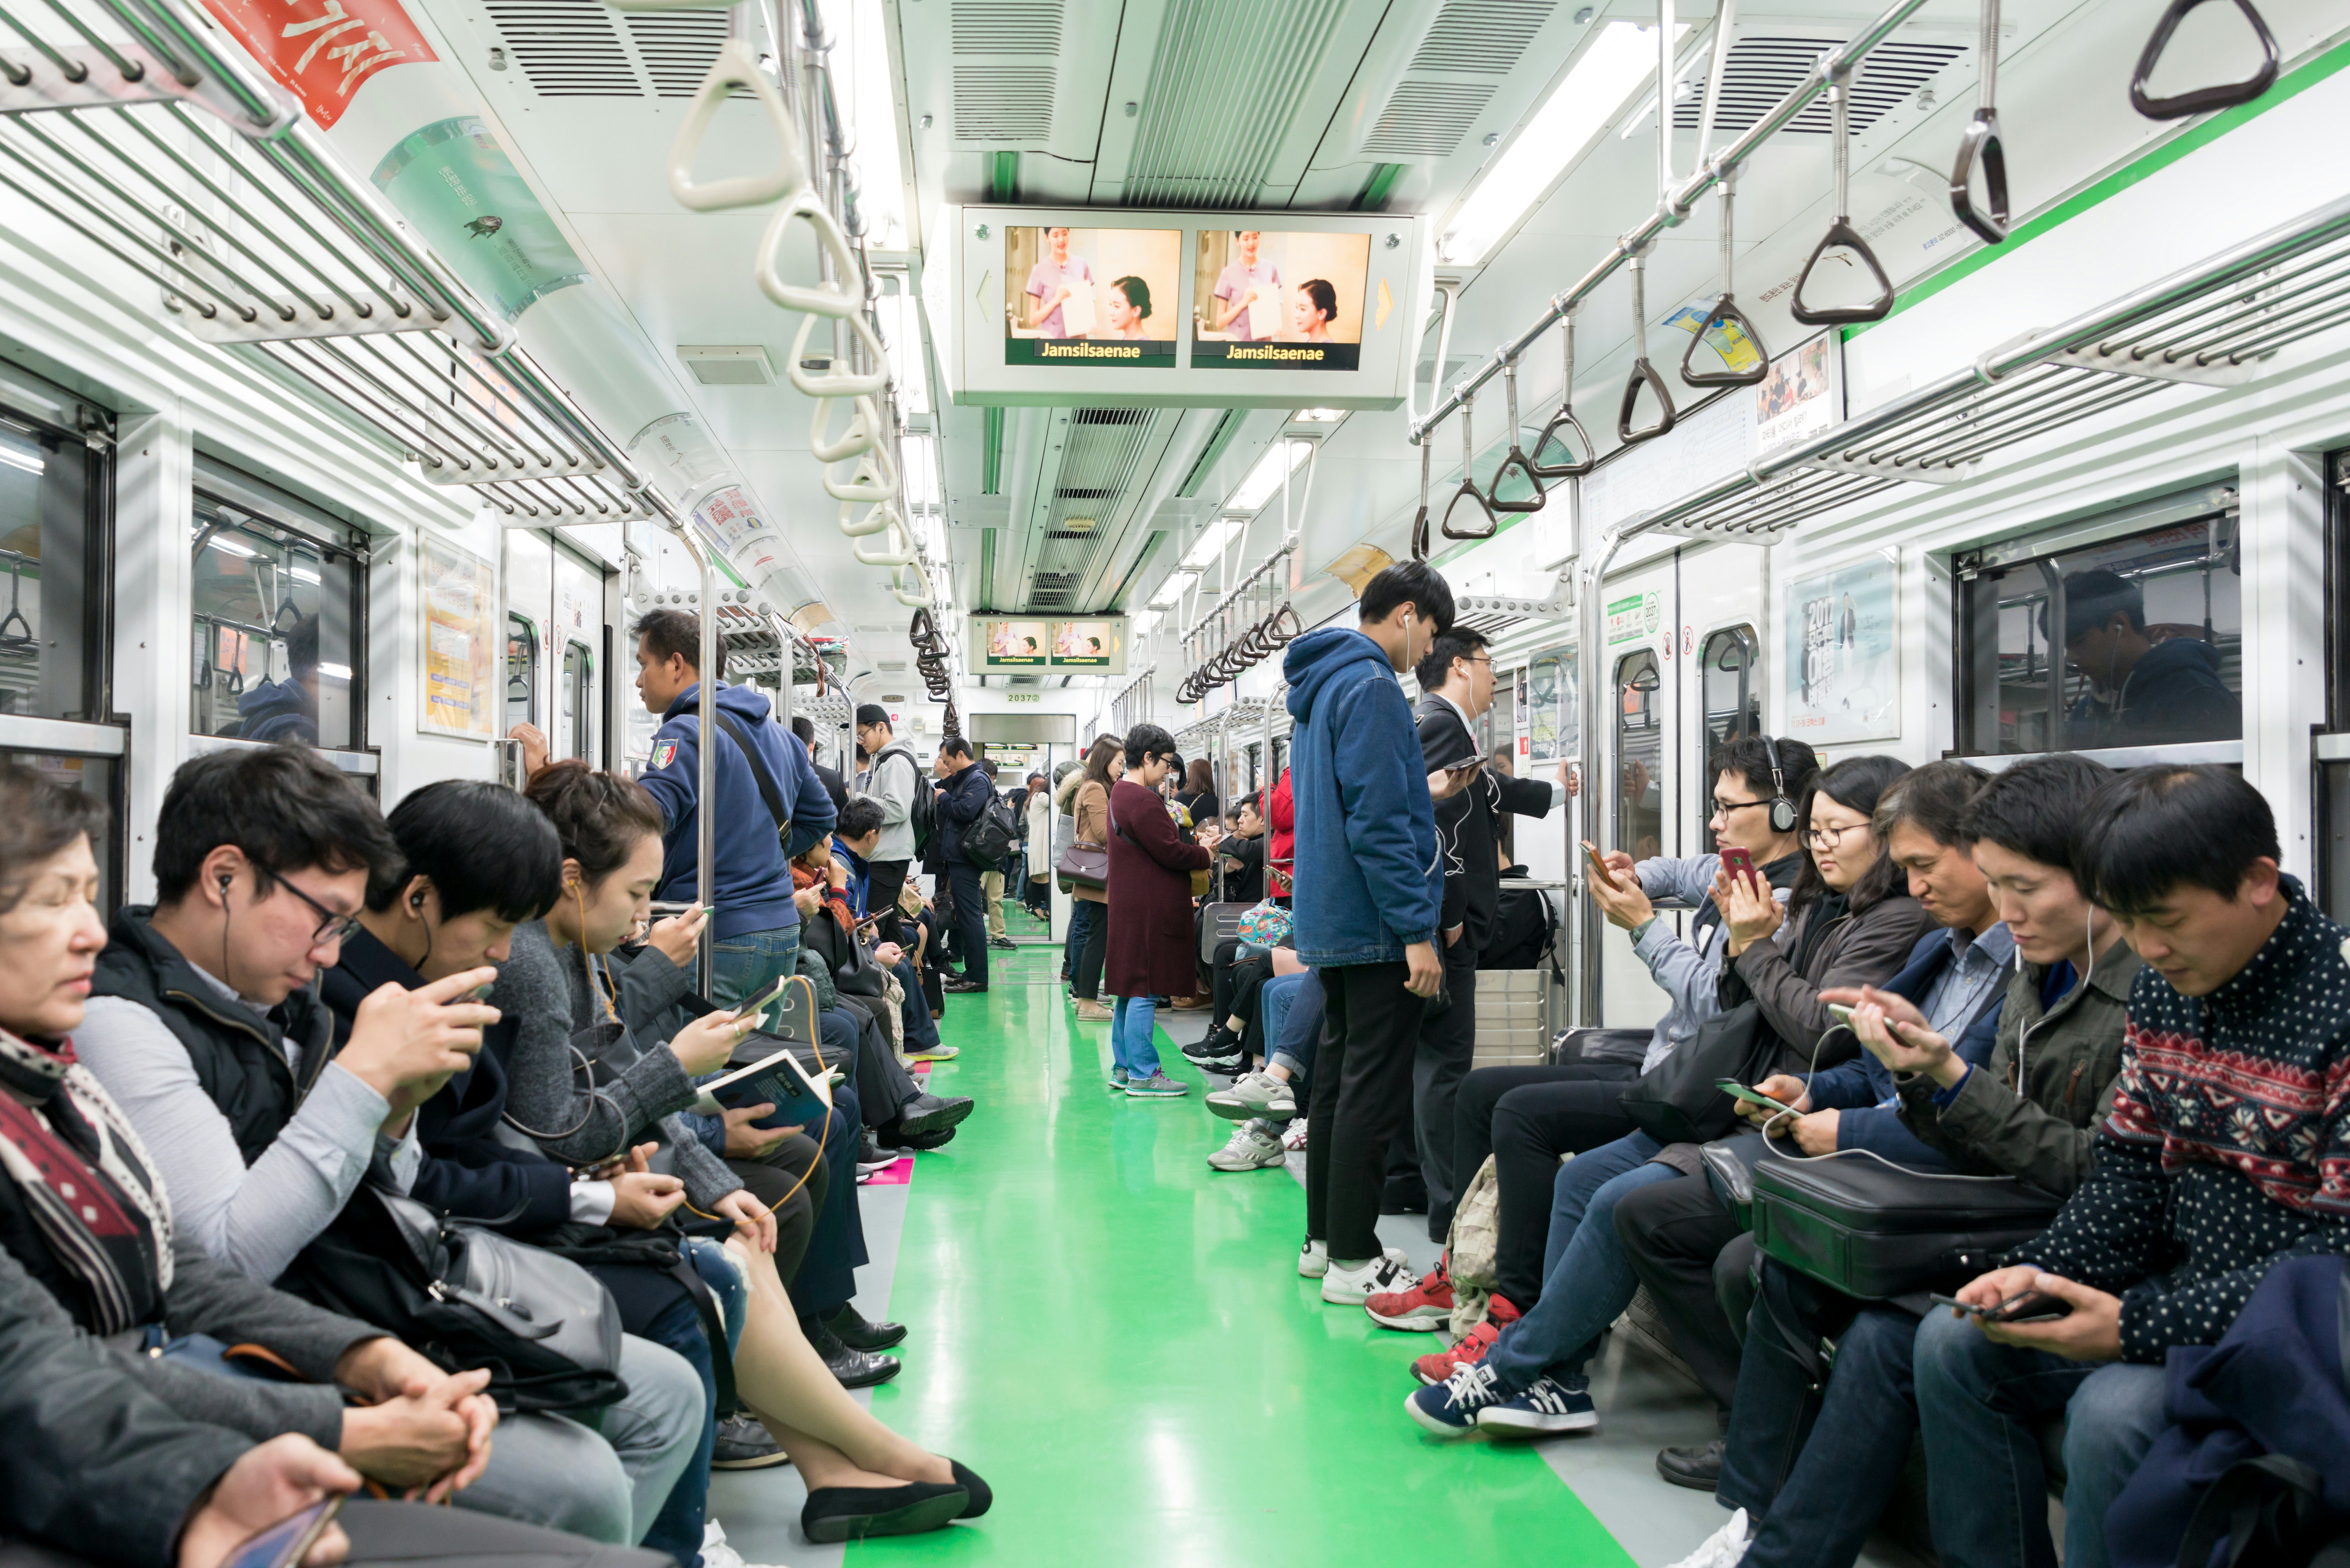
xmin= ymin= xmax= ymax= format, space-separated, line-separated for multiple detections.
xmin=500 ymin=762 xmax=991 ymax=1543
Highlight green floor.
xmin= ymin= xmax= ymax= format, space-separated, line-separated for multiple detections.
xmin=852 ymin=916 xmax=1636 ymax=1565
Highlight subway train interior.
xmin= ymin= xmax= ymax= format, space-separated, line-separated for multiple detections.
xmin=4 ymin=0 xmax=2350 ymax=1561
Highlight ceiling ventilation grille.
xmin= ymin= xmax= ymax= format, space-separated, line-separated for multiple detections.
xmin=1364 ymin=0 xmax=1556 ymax=162
xmin=482 ymin=0 xmax=642 ymax=96
xmin=624 ymin=11 xmax=730 ymax=97
xmin=951 ymin=0 xmax=1061 ymax=144
xmin=1123 ymin=0 xmax=1349 ymax=208
xmin=1021 ymin=406 xmax=1164 ymax=612
xmin=1673 ymin=37 xmax=1966 ymax=134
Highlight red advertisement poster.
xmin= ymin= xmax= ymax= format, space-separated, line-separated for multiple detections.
xmin=201 ymin=0 xmax=436 ymax=128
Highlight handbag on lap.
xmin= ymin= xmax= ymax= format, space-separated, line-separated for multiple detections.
xmin=1616 ymin=1001 xmax=1779 ymax=1147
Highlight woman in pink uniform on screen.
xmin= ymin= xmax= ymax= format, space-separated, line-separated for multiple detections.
xmin=1024 ymin=227 xmax=1094 ymax=338
xmin=1210 ymin=231 xmax=1282 ymax=340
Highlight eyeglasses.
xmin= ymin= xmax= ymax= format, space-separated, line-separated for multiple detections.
xmin=266 ymin=872 xmax=363 ymax=947
xmin=1711 ymin=796 xmax=1770 ymax=815
xmin=1804 ymin=821 xmax=1871 ymax=851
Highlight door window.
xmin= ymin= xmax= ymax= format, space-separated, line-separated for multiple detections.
xmin=1697 ymin=626 xmax=1761 ymax=846
xmin=190 ymin=466 xmax=363 ymax=750
xmin=1956 ymin=496 xmax=2241 ymax=755
xmin=1615 ymin=649 xmax=1663 ymax=862
xmin=507 ymin=614 xmax=538 ymax=732
xmin=562 ymin=640 xmax=592 ymax=759
xmin=0 ymin=370 xmax=106 ymax=721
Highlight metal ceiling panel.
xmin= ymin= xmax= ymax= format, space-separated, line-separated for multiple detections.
xmin=1117 ymin=0 xmax=1349 ymax=207
xmin=479 ymin=0 xmax=734 ymax=100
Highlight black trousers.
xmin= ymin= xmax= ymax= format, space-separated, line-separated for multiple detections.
xmin=1457 ymin=1062 xmax=1641 ymax=1308
xmin=865 ymin=857 xmax=909 ymax=944
xmin=724 ymin=1131 xmax=826 ymax=1291
xmin=1074 ymin=901 xmax=1108 ymax=999
xmin=783 ymin=1082 xmax=866 ymax=1318
xmin=1414 ymin=934 xmax=1484 ymax=1237
xmin=946 ymin=860 xmax=988 ymax=986
xmin=1209 ymin=937 xmax=1248 ymax=1019
xmin=0 ymin=1501 xmax=679 ymax=1568
xmin=1307 ymin=961 xmax=1426 ymax=1262
xmin=1614 ymin=1171 xmax=1750 ymax=1413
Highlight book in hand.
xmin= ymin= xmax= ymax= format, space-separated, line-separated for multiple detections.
xmin=692 ymin=1032 xmax=835 ymax=1122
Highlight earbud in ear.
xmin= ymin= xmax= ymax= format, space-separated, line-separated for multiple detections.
xmin=410 ymin=891 xmax=427 ymax=909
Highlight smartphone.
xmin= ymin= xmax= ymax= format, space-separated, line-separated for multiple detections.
xmin=1927 ymin=1289 xmax=2073 ymax=1324
xmin=1580 ymin=839 xmax=1620 ymax=890
xmin=1448 ymin=752 xmax=1487 ymax=773
xmin=1827 ymin=1001 xmax=1856 ymax=1025
xmin=734 ymin=974 xmax=793 ymax=1030
xmin=1714 ymin=1077 xmax=1795 ymax=1111
xmin=1720 ymin=844 xmax=1759 ymax=889
xmin=457 ymin=979 xmax=496 ymax=1004
xmin=222 ymin=1497 xmax=343 ymax=1568
xmin=649 ymin=901 xmax=713 ymax=918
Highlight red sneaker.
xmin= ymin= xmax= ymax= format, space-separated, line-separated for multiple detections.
xmin=1366 ymin=1255 xmax=1455 ymax=1331
xmin=1408 ymin=1294 xmax=1522 ymax=1384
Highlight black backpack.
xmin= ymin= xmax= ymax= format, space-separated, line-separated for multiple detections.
xmin=878 ymin=744 xmax=937 ymax=859
xmin=960 ymin=793 xmax=1018 ymax=867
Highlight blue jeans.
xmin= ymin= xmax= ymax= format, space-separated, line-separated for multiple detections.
xmin=1483 ymin=1129 xmax=1676 ymax=1393
xmin=1065 ymin=899 xmax=1096 ymax=978
xmin=894 ymin=957 xmax=940 ymax=1051
xmin=1263 ymin=968 xmax=1321 ymax=1086
xmin=635 ymin=1292 xmax=716 ymax=1568
xmin=686 ymin=1237 xmax=747 ymax=1354
xmin=1717 ymin=1263 xmax=1925 ymax=1568
xmin=1914 ymin=1305 xmax=2168 ymax=1568
xmin=1112 ymin=994 xmax=1162 ymax=1078
xmin=711 ymin=924 xmax=800 ymax=1007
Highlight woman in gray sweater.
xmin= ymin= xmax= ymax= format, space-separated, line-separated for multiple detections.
xmin=503 ymin=761 xmax=991 ymax=1544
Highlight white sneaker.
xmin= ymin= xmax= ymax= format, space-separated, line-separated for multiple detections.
xmin=1207 ymin=1124 xmax=1287 ymax=1171
xmin=1280 ymin=1117 xmax=1308 ymax=1151
xmin=1206 ymin=1070 xmax=1297 ymax=1121
xmin=1320 ymin=1251 xmax=1416 ymax=1305
xmin=701 ymin=1521 xmax=785 ymax=1568
xmin=1297 ymin=1237 xmax=1328 ymax=1277
xmin=1663 ymin=1508 xmax=1753 ymax=1568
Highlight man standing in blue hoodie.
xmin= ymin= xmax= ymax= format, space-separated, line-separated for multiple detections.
xmin=1284 ymin=560 xmax=1472 ymax=1306
xmin=2049 ymin=568 xmax=2240 ymax=748
xmin=632 ymin=609 xmax=837 ymax=1006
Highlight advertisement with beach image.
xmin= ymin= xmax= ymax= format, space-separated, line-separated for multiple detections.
xmin=1191 ymin=229 xmax=1371 ymax=370
xmin=1004 ymin=226 xmax=1180 ymax=366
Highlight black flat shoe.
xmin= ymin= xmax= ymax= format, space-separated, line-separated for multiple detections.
xmin=950 ymin=1460 xmax=992 ymax=1518
xmin=801 ymin=1481 xmax=968 ymax=1543
xmin=824 ymin=1302 xmax=909 ymax=1351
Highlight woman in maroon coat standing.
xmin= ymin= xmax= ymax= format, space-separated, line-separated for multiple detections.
xmin=1105 ymin=723 xmax=1212 ymax=1097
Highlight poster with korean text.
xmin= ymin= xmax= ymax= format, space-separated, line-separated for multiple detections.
xmin=419 ymin=533 xmax=498 ymax=739
xmin=1783 ymin=550 xmax=1899 ymax=744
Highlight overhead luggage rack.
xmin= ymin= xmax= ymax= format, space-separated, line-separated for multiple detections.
xmin=1640 ymin=189 xmax=2350 ymax=542
xmin=0 ymin=0 xmax=684 ymax=530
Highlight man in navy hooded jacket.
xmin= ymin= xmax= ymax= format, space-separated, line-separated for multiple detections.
xmin=632 ymin=609 xmax=836 ymax=1006
xmin=1284 ymin=560 xmax=1466 ymax=1307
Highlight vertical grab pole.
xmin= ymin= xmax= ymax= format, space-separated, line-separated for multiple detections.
xmin=1576 ymin=524 xmax=1627 ymax=1026
xmin=1657 ymin=0 xmax=1678 ymax=199
xmin=666 ymin=519 xmax=722 ymax=995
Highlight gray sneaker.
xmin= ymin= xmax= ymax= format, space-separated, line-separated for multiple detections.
xmin=1124 ymin=1071 xmax=1189 ymax=1098
xmin=710 ymin=1413 xmax=788 ymax=1469
xmin=1207 ymin=1124 xmax=1287 ymax=1171
xmin=1206 ymin=1070 xmax=1297 ymax=1122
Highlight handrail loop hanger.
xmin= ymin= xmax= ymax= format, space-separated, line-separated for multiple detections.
xmin=1618 ymin=248 xmax=1678 ymax=444
xmin=1682 ymin=176 xmax=1770 ymax=387
xmin=1789 ymin=65 xmax=1896 ymax=326
xmin=1410 ymin=437 xmax=1433 ymax=559
xmin=666 ymin=37 xmax=803 ymax=212
xmin=1441 ymin=389 xmax=1500 ymax=540
xmin=1486 ymin=357 xmax=1547 ymax=513
xmin=1948 ymin=0 xmax=2010 ymax=244
xmin=1531 ymin=309 xmax=1594 ymax=478
xmin=2129 ymin=0 xmax=2279 ymax=118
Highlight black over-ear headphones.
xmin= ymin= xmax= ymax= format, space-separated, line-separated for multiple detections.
xmin=1762 ymin=735 xmax=1798 ymax=834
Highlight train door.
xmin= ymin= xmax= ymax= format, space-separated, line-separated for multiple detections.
xmin=1679 ymin=544 xmax=1772 ymax=852
xmin=548 ymin=543 xmax=604 ymax=764
xmin=1597 ymin=554 xmax=1678 ymax=1031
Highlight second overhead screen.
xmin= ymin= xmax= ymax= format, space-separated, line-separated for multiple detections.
xmin=1005 ymin=225 xmax=1371 ymax=371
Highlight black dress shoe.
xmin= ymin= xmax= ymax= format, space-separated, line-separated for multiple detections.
xmin=942 ymin=977 xmax=988 ymax=994
xmin=801 ymin=1480 xmax=968 ymax=1543
xmin=895 ymin=1125 xmax=956 ymax=1152
xmin=806 ymin=1316 xmax=902 ymax=1388
xmin=950 ymin=1460 xmax=992 ymax=1518
xmin=897 ymin=1092 xmax=975 ymax=1137
xmin=824 ymin=1301 xmax=909 ymax=1351
xmin=1657 ymin=1437 xmax=1725 ymax=1490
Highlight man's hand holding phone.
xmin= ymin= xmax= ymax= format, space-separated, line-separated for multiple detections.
xmin=344 ymin=968 xmax=502 ymax=1124
xmin=607 ymin=1142 xmax=685 ymax=1230
xmin=1584 ymin=841 xmax=1656 ymax=932
xmin=1949 ymin=1267 xmax=2121 ymax=1361
xmin=1823 ymin=985 xmax=1963 ymax=1086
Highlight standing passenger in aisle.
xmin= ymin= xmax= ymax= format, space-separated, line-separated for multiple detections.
xmin=1283 ymin=560 xmax=1466 ymax=1304
xmin=631 ymin=609 xmax=835 ymax=1007
xmin=1103 ymin=725 xmax=1212 ymax=1097
xmin=855 ymin=704 xmax=922 ymax=946
xmin=934 ymin=736 xmax=994 ymax=994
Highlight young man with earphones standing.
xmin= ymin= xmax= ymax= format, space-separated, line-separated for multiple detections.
xmin=1282 ymin=560 xmax=1469 ymax=1306
xmin=1663 ymin=753 xmax=2138 ymax=1568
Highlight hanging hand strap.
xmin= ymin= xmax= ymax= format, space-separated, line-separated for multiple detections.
xmin=666 ymin=41 xmax=803 ymax=212
xmin=2130 ymin=0 xmax=2279 ymax=119
xmin=1486 ymin=358 xmax=1547 ymax=513
xmin=1618 ymin=252 xmax=1678 ymax=443
xmin=1947 ymin=0 xmax=2010 ymax=244
xmin=1790 ymin=70 xmax=1895 ymax=325
xmin=1531 ymin=311 xmax=1594 ymax=478
xmin=1683 ymin=179 xmax=1771 ymax=386
xmin=1440 ymin=390 xmax=1500 ymax=540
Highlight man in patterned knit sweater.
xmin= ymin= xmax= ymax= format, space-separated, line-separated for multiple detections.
xmin=1913 ymin=766 xmax=2350 ymax=1568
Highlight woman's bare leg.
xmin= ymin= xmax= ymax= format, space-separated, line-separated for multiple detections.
xmin=721 ymin=1237 xmax=953 ymax=1485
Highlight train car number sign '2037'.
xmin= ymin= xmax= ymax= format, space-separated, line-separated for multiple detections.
xmin=1605 ymin=592 xmax=1661 ymax=646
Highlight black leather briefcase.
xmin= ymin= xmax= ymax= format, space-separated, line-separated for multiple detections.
xmin=1751 ymin=1151 xmax=2063 ymax=1301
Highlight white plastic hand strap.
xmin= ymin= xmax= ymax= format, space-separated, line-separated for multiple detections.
xmin=755 ymin=188 xmax=862 ymax=318
xmin=832 ymin=450 xmax=901 ymax=514
xmin=892 ymin=556 xmax=932 ymax=608
xmin=667 ymin=41 xmax=802 ymax=212
xmin=851 ymin=507 xmax=916 ymax=566
xmin=790 ymin=310 xmax=889 ymax=397
xmin=809 ymin=396 xmax=878 ymax=463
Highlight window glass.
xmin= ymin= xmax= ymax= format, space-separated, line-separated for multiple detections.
xmin=1697 ymin=626 xmax=1760 ymax=846
xmin=0 ymin=751 xmax=118 ymax=910
xmin=1615 ymin=649 xmax=1663 ymax=861
xmin=562 ymin=639 xmax=592 ymax=760
xmin=1956 ymin=508 xmax=2242 ymax=753
xmin=0 ymin=392 xmax=103 ymax=720
xmin=507 ymin=614 xmax=538 ymax=732
xmin=190 ymin=483 xmax=361 ymax=749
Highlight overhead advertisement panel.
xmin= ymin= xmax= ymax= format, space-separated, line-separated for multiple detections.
xmin=969 ymin=617 xmax=1128 ymax=674
xmin=929 ymin=205 xmax=1425 ymax=410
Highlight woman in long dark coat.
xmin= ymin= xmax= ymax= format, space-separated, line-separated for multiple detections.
xmin=1104 ymin=723 xmax=1211 ymax=1097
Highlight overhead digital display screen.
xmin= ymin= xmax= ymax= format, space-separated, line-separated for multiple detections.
xmin=1052 ymin=621 xmax=1117 ymax=667
xmin=982 ymin=619 xmax=1050 ymax=666
xmin=1191 ymin=229 xmax=1373 ymax=371
xmin=1003 ymin=226 xmax=1180 ymax=367
xmin=969 ymin=616 xmax=1128 ymax=674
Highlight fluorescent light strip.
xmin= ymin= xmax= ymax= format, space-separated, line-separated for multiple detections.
xmin=289 ymin=565 xmax=322 ymax=585
xmin=0 ymin=445 xmax=43 ymax=477
xmin=318 ymin=662 xmax=353 ymax=681
xmin=1227 ymin=441 xmax=1311 ymax=514
xmin=206 ymin=535 xmax=258 ymax=558
xmin=1181 ymin=517 xmax=1242 ymax=570
xmin=1147 ymin=570 xmax=1197 ymax=609
xmin=1441 ymin=22 xmax=1681 ymax=267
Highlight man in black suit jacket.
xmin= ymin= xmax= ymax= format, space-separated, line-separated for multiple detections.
xmin=791 ymin=715 xmax=850 ymax=814
xmin=1412 ymin=628 xmax=1571 ymax=1237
